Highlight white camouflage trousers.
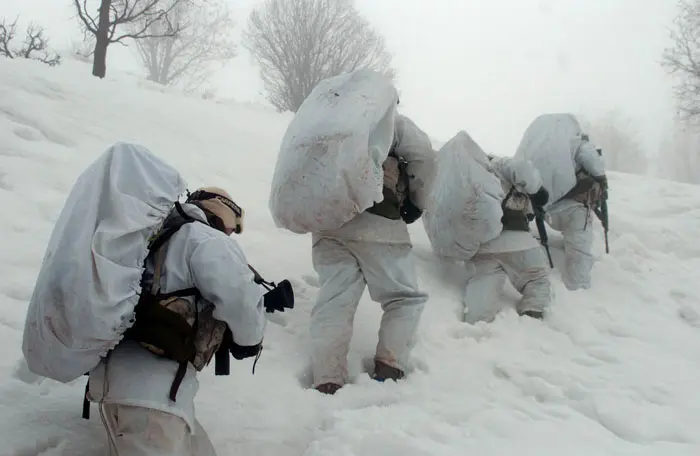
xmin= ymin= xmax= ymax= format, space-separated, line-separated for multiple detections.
xmin=310 ymin=238 xmax=428 ymax=387
xmin=547 ymin=202 xmax=595 ymax=290
xmin=463 ymin=246 xmax=552 ymax=324
xmin=101 ymin=404 xmax=217 ymax=456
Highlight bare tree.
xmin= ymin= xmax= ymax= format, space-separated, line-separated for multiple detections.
xmin=243 ymin=0 xmax=395 ymax=112
xmin=659 ymin=116 xmax=700 ymax=184
xmin=0 ymin=17 xmax=61 ymax=66
xmin=131 ymin=0 xmax=236 ymax=91
xmin=662 ymin=0 xmax=700 ymax=122
xmin=580 ymin=111 xmax=649 ymax=175
xmin=69 ymin=35 xmax=96 ymax=62
xmin=72 ymin=0 xmax=184 ymax=78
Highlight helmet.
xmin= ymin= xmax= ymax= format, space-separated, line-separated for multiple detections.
xmin=186 ymin=186 xmax=244 ymax=235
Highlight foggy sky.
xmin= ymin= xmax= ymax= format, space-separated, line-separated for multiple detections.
xmin=4 ymin=0 xmax=678 ymax=158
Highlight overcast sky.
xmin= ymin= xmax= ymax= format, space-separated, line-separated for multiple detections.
xmin=4 ymin=0 xmax=679 ymax=157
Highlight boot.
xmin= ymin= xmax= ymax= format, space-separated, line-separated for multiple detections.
xmin=372 ymin=360 xmax=404 ymax=382
xmin=520 ymin=309 xmax=544 ymax=320
xmin=315 ymin=383 xmax=342 ymax=395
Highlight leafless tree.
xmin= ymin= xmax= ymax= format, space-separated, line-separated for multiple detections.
xmin=662 ymin=0 xmax=700 ymax=122
xmin=69 ymin=35 xmax=96 ymax=62
xmin=0 ymin=17 xmax=61 ymax=66
xmin=243 ymin=0 xmax=395 ymax=112
xmin=659 ymin=116 xmax=700 ymax=184
xmin=580 ymin=111 xmax=649 ymax=175
xmin=131 ymin=0 xmax=236 ymax=91
xmin=72 ymin=0 xmax=184 ymax=78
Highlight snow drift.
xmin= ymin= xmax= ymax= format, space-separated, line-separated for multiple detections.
xmin=0 ymin=58 xmax=699 ymax=456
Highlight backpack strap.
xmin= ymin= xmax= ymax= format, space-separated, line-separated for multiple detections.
xmin=147 ymin=202 xmax=197 ymax=253
xmin=129 ymin=202 xmax=206 ymax=401
xmin=83 ymin=202 xmax=209 ymax=419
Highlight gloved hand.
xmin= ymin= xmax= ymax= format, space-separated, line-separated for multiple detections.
xmin=529 ymin=186 xmax=549 ymax=208
xmin=263 ymin=279 xmax=295 ymax=313
xmin=400 ymin=199 xmax=422 ymax=224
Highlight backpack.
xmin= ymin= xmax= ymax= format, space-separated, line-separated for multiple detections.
xmin=514 ymin=113 xmax=584 ymax=208
xmin=22 ymin=142 xmax=188 ymax=384
xmin=422 ymin=131 xmax=505 ymax=260
xmin=269 ymin=69 xmax=399 ymax=234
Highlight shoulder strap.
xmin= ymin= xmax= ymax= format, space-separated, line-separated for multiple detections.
xmin=144 ymin=201 xmax=203 ymax=299
xmin=148 ymin=202 xmax=197 ymax=253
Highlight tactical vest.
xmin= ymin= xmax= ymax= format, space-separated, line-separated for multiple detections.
xmin=366 ymin=152 xmax=409 ymax=220
xmin=500 ymin=187 xmax=532 ymax=232
xmin=559 ymin=169 xmax=605 ymax=208
xmin=125 ymin=204 xmax=229 ymax=401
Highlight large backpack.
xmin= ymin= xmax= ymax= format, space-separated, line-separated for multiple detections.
xmin=269 ymin=69 xmax=399 ymax=234
xmin=422 ymin=131 xmax=505 ymax=261
xmin=514 ymin=113 xmax=586 ymax=208
xmin=22 ymin=142 xmax=188 ymax=384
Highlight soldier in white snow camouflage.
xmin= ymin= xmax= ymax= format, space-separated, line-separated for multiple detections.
xmin=515 ymin=113 xmax=608 ymax=290
xmin=310 ymin=114 xmax=436 ymax=394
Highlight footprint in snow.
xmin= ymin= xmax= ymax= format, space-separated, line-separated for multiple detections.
xmin=10 ymin=436 xmax=64 ymax=456
xmin=450 ymin=322 xmax=493 ymax=342
xmin=678 ymin=305 xmax=700 ymax=328
xmin=13 ymin=125 xmax=42 ymax=142
xmin=13 ymin=359 xmax=44 ymax=385
xmin=584 ymin=347 xmax=620 ymax=364
xmin=0 ymin=172 xmax=13 ymax=191
xmin=3 ymin=282 xmax=33 ymax=303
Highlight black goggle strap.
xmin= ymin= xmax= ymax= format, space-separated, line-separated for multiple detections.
xmin=186 ymin=190 xmax=243 ymax=218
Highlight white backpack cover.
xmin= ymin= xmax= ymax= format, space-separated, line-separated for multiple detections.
xmin=22 ymin=142 xmax=187 ymax=382
xmin=514 ymin=113 xmax=584 ymax=208
xmin=422 ymin=131 xmax=505 ymax=260
xmin=269 ymin=69 xmax=399 ymax=234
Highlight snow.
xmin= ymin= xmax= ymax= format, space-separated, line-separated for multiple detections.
xmin=1 ymin=58 xmax=700 ymax=456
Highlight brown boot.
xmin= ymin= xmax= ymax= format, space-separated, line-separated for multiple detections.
xmin=315 ymin=383 xmax=342 ymax=395
xmin=372 ymin=360 xmax=404 ymax=382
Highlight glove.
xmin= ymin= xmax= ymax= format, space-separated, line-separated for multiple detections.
xmin=263 ymin=279 xmax=295 ymax=313
xmin=529 ymin=186 xmax=549 ymax=208
xmin=400 ymin=199 xmax=423 ymax=224
xmin=229 ymin=340 xmax=262 ymax=360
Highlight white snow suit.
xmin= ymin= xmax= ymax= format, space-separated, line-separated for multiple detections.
xmin=515 ymin=113 xmax=606 ymax=290
xmin=88 ymin=204 xmax=267 ymax=456
xmin=463 ymin=157 xmax=552 ymax=324
xmin=310 ymin=114 xmax=435 ymax=387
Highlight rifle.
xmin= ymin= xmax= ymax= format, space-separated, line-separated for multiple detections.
xmin=215 ymin=265 xmax=295 ymax=376
xmin=533 ymin=206 xmax=554 ymax=268
xmin=248 ymin=264 xmax=295 ymax=313
xmin=594 ymin=192 xmax=610 ymax=254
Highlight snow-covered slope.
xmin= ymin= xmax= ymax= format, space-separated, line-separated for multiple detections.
xmin=1 ymin=59 xmax=699 ymax=456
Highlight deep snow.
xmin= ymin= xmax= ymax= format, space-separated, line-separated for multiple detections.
xmin=1 ymin=58 xmax=699 ymax=456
